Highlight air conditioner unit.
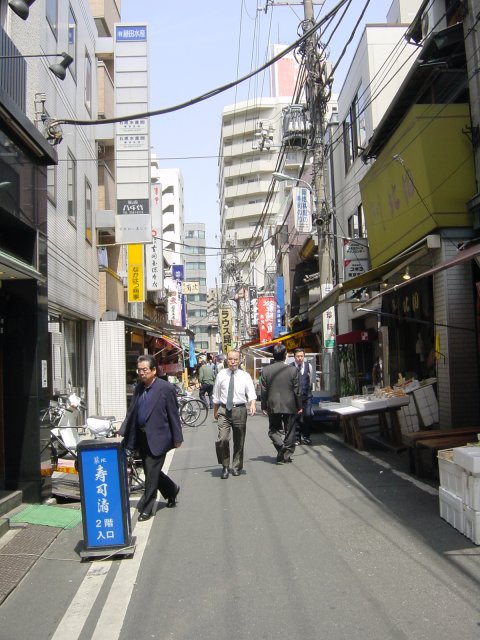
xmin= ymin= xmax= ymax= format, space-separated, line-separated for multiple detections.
xmin=421 ymin=1 xmax=446 ymax=39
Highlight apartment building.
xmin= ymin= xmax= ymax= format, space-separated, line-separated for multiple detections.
xmin=184 ymin=223 xmax=208 ymax=351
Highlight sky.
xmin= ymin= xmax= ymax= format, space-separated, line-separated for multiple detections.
xmin=120 ymin=0 xmax=394 ymax=285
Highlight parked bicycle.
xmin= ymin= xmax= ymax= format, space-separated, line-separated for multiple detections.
xmin=176 ymin=386 xmax=208 ymax=427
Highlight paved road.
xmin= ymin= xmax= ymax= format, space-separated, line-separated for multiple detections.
xmin=1 ymin=414 xmax=479 ymax=639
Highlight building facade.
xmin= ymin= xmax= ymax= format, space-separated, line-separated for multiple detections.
xmin=184 ymin=223 xmax=208 ymax=351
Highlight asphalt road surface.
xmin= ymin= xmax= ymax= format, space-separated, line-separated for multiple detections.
xmin=1 ymin=413 xmax=479 ymax=639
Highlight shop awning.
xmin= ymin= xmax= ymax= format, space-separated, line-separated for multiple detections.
xmin=359 ymin=240 xmax=480 ymax=310
xmin=0 ymin=248 xmax=45 ymax=282
xmin=336 ymin=328 xmax=377 ymax=345
xmin=240 ymin=328 xmax=310 ymax=352
xmin=309 ymin=245 xmax=429 ymax=326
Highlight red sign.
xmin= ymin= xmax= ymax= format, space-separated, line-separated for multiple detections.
xmin=258 ymin=296 xmax=276 ymax=343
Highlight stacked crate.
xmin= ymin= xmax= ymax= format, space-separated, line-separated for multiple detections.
xmin=438 ymin=447 xmax=480 ymax=544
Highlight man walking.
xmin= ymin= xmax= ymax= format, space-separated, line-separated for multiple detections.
xmin=212 ymin=350 xmax=257 ymax=478
xmin=261 ymin=343 xmax=302 ymax=464
xmin=119 ymin=355 xmax=183 ymax=521
xmin=291 ymin=348 xmax=313 ymax=446
xmin=198 ymin=360 xmax=215 ymax=409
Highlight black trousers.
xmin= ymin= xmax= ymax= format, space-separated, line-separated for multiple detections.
xmin=268 ymin=413 xmax=296 ymax=461
xmin=137 ymin=430 xmax=177 ymax=515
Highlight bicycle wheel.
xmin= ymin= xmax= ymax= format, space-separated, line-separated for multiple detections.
xmin=180 ymin=399 xmax=208 ymax=427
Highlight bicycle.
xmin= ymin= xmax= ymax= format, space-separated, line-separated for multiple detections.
xmin=176 ymin=387 xmax=208 ymax=427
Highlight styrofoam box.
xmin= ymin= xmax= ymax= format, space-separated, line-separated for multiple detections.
xmin=465 ymin=474 xmax=480 ymax=511
xmin=351 ymin=398 xmax=387 ymax=410
xmin=463 ymin=507 xmax=480 ymax=545
xmin=453 ymin=447 xmax=480 ymax=474
xmin=385 ymin=396 xmax=411 ymax=408
xmin=438 ymin=454 xmax=467 ymax=500
xmin=439 ymin=487 xmax=464 ymax=533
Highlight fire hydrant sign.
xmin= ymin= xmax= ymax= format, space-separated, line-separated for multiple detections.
xmin=77 ymin=440 xmax=134 ymax=557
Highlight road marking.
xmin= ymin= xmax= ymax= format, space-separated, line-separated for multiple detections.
xmin=51 ymin=449 xmax=175 ymax=640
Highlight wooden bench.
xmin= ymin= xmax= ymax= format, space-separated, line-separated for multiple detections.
xmin=402 ymin=427 xmax=480 ymax=475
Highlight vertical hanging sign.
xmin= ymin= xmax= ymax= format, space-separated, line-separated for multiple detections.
xmin=258 ymin=296 xmax=275 ymax=343
xmin=219 ymin=307 xmax=233 ymax=353
xmin=114 ymin=24 xmax=151 ymax=244
xmin=146 ymin=182 xmax=163 ymax=291
xmin=127 ymin=244 xmax=144 ymax=303
xmin=172 ymin=265 xmax=186 ymax=327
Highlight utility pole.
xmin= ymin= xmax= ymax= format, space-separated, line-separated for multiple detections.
xmin=302 ymin=0 xmax=330 ymax=284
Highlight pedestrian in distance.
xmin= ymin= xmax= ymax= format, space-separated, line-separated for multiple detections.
xmin=212 ymin=350 xmax=257 ymax=478
xmin=119 ymin=355 xmax=183 ymax=521
xmin=198 ymin=360 xmax=215 ymax=409
xmin=261 ymin=343 xmax=302 ymax=464
xmin=291 ymin=348 xmax=313 ymax=446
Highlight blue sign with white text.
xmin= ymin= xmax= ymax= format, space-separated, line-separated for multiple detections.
xmin=79 ymin=446 xmax=126 ymax=548
xmin=116 ymin=25 xmax=147 ymax=41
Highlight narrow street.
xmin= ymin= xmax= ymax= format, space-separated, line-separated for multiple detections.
xmin=1 ymin=415 xmax=479 ymax=640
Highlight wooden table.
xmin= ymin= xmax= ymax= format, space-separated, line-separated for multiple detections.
xmin=329 ymin=404 xmax=404 ymax=450
xmin=402 ymin=427 xmax=480 ymax=475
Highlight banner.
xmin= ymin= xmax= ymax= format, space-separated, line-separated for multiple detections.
xmin=127 ymin=244 xmax=144 ymax=303
xmin=258 ymin=296 xmax=275 ymax=343
xmin=219 ymin=307 xmax=233 ymax=353
xmin=321 ymin=283 xmax=336 ymax=348
xmin=172 ymin=265 xmax=186 ymax=327
xmin=248 ymin=286 xmax=258 ymax=327
xmin=292 ymin=187 xmax=312 ymax=233
xmin=146 ymin=183 xmax=163 ymax=291
xmin=274 ymin=276 xmax=285 ymax=338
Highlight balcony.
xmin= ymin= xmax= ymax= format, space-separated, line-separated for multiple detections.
xmin=97 ymin=62 xmax=114 ymax=120
xmin=0 ymin=26 xmax=26 ymax=110
xmin=223 ymin=158 xmax=277 ymax=180
xmin=97 ymin=161 xmax=116 ymax=211
xmin=89 ymin=0 xmax=120 ymax=37
xmin=99 ymin=267 xmax=125 ymax=317
xmin=224 ymin=180 xmax=272 ymax=200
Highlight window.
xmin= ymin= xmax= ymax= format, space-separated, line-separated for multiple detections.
xmin=347 ymin=204 xmax=366 ymax=238
xmin=84 ymin=50 xmax=92 ymax=114
xmin=343 ymin=88 xmax=365 ymax=172
xmin=46 ymin=0 xmax=57 ymax=38
xmin=185 ymin=246 xmax=205 ymax=255
xmin=185 ymin=230 xmax=205 ymax=239
xmin=85 ymin=178 xmax=92 ymax=243
xmin=68 ymin=5 xmax=77 ymax=80
xmin=186 ymin=294 xmax=207 ymax=302
xmin=67 ymin=149 xmax=76 ymax=223
xmin=47 ymin=165 xmax=56 ymax=205
xmin=188 ymin=309 xmax=207 ymax=318
xmin=186 ymin=262 xmax=206 ymax=271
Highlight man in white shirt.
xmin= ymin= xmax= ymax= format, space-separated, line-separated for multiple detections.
xmin=212 ymin=350 xmax=257 ymax=478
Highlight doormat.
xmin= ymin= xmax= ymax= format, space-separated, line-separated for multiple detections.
xmin=9 ymin=504 xmax=82 ymax=529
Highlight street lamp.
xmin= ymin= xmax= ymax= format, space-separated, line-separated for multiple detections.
xmin=0 ymin=52 xmax=73 ymax=80
xmin=8 ymin=0 xmax=36 ymax=20
xmin=272 ymin=171 xmax=314 ymax=193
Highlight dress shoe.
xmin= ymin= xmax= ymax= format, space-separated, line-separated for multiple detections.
xmin=138 ymin=512 xmax=152 ymax=522
xmin=302 ymin=437 xmax=312 ymax=445
xmin=294 ymin=440 xmax=301 ymax=446
xmin=221 ymin=467 xmax=229 ymax=479
xmin=276 ymin=451 xmax=285 ymax=464
xmin=167 ymin=485 xmax=180 ymax=508
xmin=231 ymin=468 xmax=240 ymax=476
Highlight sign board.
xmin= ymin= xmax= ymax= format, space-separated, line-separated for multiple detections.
xmin=77 ymin=440 xmax=133 ymax=556
xmin=258 ymin=296 xmax=275 ymax=343
xmin=321 ymin=283 xmax=336 ymax=348
xmin=219 ymin=307 xmax=233 ymax=353
xmin=127 ymin=244 xmax=144 ymax=302
xmin=292 ymin=187 xmax=312 ymax=233
xmin=182 ymin=281 xmax=200 ymax=294
xmin=248 ymin=286 xmax=258 ymax=327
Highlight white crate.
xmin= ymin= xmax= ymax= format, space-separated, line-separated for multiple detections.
xmin=453 ymin=446 xmax=480 ymax=473
xmin=439 ymin=487 xmax=464 ymax=533
xmin=463 ymin=507 xmax=480 ymax=545
xmin=438 ymin=453 xmax=467 ymax=500
xmin=465 ymin=474 xmax=480 ymax=511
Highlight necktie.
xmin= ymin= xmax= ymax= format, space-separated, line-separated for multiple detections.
xmin=226 ymin=371 xmax=235 ymax=410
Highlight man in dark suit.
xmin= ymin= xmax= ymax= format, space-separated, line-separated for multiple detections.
xmin=119 ymin=355 xmax=183 ymax=521
xmin=291 ymin=348 xmax=313 ymax=446
xmin=261 ymin=343 xmax=302 ymax=464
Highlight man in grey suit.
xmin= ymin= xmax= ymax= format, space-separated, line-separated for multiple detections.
xmin=260 ymin=343 xmax=302 ymax=463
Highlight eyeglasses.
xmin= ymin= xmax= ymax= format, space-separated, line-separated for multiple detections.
xmin=136 ymin=368 xmax=151 ymax=373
